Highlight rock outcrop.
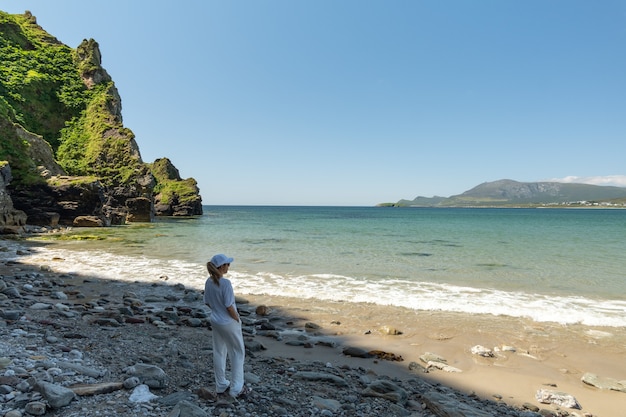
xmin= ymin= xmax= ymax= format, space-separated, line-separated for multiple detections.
xmin=151 ymin=158 xmax=202 ymax=217
xmin=0 ymin=163 xmax=27 ymax=231
xmin=0 ymin=11 xmax=202 ymax=227
xmin=10 ymin=177 xmax=107 ymax=227
xmin=16 ymin=126 xmax=65 ymax=178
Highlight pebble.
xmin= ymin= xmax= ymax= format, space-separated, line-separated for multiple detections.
xmin=0 ymin=258 xmax=580 ymax=417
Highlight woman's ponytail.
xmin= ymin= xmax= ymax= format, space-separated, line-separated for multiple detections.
xmin=207 ymin=261 xmax=221 ymax=286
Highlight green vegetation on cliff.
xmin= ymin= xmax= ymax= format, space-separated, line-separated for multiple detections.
xmin=0 ymin=10 xmax=200 ymax=218
xmin=0 ymin=11 xmax=87 ymax=151
xmin=57 ymin=81 xmax=145 ymax=187
xmin=150 ymin=158 xmax=200 ymax=206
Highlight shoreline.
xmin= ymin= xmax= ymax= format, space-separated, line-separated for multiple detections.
xmin=3 ymin=239 xmax=626 ymax=416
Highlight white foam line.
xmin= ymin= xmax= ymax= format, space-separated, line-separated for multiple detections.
xmin=7 ymin=243 xmax=626 ymax=327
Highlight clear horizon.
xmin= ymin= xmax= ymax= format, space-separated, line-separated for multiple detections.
xmin=1 ymin=1 xmax=625 ymax=205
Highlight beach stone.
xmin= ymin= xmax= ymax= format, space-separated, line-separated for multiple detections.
xmin=471 ymin=345 xmax=494 ymax=357
xmin=2 ymin=287 xmax=22 ymax=298
xmin=259 ymin=321 xmax=276 ymax=330
xmin=123 ymin=376 xmax=141 ymax=389
xmin=581 ymin=372 xmax=626 ymax=392
xmin=522 ymin=402 xmax=540 ymax=411
xmin=16 ymin=380 xmax=31 ymax=391
xmin=157 ymin=390 xmax=195 ymax=406
xmin=0 ymin=356 xmax=13 ymax=368
xmin=362 ymin=379 xmax=408 ymax=405
xmin=342 ymin=347 xmax=374 ymax=358
xmin=427 ymin=361 xmax=463 ymax=373
xmin=535 ymin=388 xmax=581 ymax=409
xmin=51 ymin=291 xmax=68 ymax=300
xmin=315 ymin=337 xmax=337 ymax=348
xmin=408 ymin=361 xmax=428 ymax=373
xmin=167 ymin=400 xmax=208 ymax=417
xmin=245 ymin=339 xmax=266 ymax=352
xmin=496 ymin=344 xmax=517 ymax=353
xmin=185 ymin=317 xmax=203 ymax=327
xmin=158 ymin=309 xmax=180 ymax=323
xmin=304 ymin=322 xmax=321 ymax=330
xmin=368 ymin=349 xmax=404 ymax=361
xmin=379 ymin=325 xmax=403 ymax=335
xmin=118 ymin=306 xmax=134 ymax=315
xmin=245 ymin=372 xmax=261 ymax=384
xmin=2 ymin=287 xmax=21 ymax=298
xmin=129 ymin=384 xmax=159 ymax=403
xmin=126 ymin=363 xmax=168 ymax=389
xmin=92 ymin=317 xmax=121 ymax=327
xmin=293 ymin=371 xmax=348 ymax=387
xmin=34 ymin=380 xmax=76 ymax=408
xmin=57 ymin=361 xmax=105 ymax=378
xmin=419 ymin=352 xmax=447 ymax=363
xmin=285 ymin=340 xmax=306 ymax=346
xmin=73 ymin=216 xmax=104 ymax=227
xmin=24 ymin=401 xmax=46 ymax=416
xmin=312 ymin=396 xmax=342 ymax=411
xmin=256 ymin=305 xmax=271 ymax=316
xmin=422 ymin=390 xmax=495 ymax=417
xmin=125 ymin=317 xmax=146 ymax=324
xmin=1 ymin=310 xmax=22 ymax=320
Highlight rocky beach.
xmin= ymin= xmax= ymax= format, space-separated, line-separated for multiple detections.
xmin=1 ymin=240 xmax=626 ymax=417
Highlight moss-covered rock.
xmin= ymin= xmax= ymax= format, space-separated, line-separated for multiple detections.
xmin=0 ymin=10 xmax=202 ymax=225
xmin=150 ymin=158 xmax=202 ymax=216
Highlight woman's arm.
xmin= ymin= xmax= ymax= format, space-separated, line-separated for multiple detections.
xmin=226 ymin=304 xmax=240 ymax=322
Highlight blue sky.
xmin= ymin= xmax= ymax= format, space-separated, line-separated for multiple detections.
xmin=2 ymin=1 xmax=625 ymax=205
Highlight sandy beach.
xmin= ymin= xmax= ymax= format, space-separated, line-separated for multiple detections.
xmin=240 ymin=293 xmax=626 ymax=416
xmin=3 ymin=242 xmax=626 ymax=416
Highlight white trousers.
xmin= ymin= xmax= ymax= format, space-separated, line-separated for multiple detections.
xmin=211 ymin=319 xmax=245 ymax=396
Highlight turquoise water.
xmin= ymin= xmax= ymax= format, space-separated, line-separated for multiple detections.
xmin=11 ymin=206 xmax=626 ymax=327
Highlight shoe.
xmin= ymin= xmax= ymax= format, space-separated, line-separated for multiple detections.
xmin=216 ymin=384 xmax=230 ymax=396
xmin=233 ymin=385 xmax=251 ymax=399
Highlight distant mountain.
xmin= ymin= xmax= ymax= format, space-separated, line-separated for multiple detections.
xmin=384 ymin=179 xmax=626 ymax=208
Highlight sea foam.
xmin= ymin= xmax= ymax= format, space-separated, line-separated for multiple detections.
xmin=6 ymin=242 xmax=626 ymax=328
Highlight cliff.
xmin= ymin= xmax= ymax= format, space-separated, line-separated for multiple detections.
xmin=0 ymin=10 xmax=202 ymax=229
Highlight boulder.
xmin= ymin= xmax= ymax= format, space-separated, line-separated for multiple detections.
xmin=535 ymin=389 xmax=581 ymax=409
xmin=73 ymin=216 xmax=105 ymax=227
xmin=582 ymin=372 xmax=626 ymax=393
xmin=125 ymin=364 xmax=168 ymax=389
xmin=11 ymin=177 xmax=105 ymax=226
xmin=126 ymin=197 xmax=154 ymax=222
xmin=34 ymin=380 xmax=76 ymax=409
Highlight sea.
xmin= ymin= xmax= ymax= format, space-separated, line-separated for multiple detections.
xmin=6 ymin=206 xmax=626 ymax=328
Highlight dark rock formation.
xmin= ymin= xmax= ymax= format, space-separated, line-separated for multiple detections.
xmin=0 ymin=163 xmax=27 ymax=231
xmin=10 ymin=177 xmax=106 ymax=227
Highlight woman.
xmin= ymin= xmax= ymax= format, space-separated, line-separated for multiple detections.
xmin=204 ymin=253 xmax=248 ymax=398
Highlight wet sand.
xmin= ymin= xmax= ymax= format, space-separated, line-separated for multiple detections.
xmin=241 ymin=293 xmax=626 ymax=417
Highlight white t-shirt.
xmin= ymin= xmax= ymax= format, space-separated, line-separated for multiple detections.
xmin=204 ymin=276 xmax=238 ymax=325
